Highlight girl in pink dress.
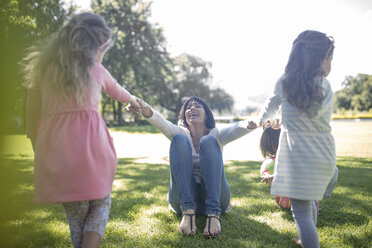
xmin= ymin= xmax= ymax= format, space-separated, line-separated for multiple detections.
xmin=24 ymin=12 xmax=139 ymax=248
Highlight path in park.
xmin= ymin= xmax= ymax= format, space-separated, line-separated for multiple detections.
xmin=111 ymin=120 xmax=372 ymax=164
xmin=112 ymin=125 xmax=263 ymax=164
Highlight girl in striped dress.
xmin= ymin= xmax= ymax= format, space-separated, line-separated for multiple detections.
xmin=258 ymin=30 xmax=336 ymax=248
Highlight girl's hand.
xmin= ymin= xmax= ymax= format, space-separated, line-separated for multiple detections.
xmin=263 ymin=119 xmax=281 ymax=130
xmin=271 ymin=119 xmax=281 ymax=130
xmin=261 ymin=173 xmax=274 ymax=185
xmin=126 ymin=95 xmax=141 ymax=114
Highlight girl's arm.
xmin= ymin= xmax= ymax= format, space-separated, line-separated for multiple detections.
xmin=97 ymin=64 xmax=140 ymax=108
xmin=260 ymin=158 xmax=275 ymax=185
xmin=258 ymin=78 xmax=283 ymax=124
xmin=260 ymin=158 xmax=275 ymax=175
xmin=26 ymin=84 xmax=42 ymax=151
xmin=136 ymin=98 xmax=187 ymax=141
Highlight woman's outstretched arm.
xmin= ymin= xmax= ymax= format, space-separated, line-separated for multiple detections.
xmin=129 ymin=98 xmax=187 ymax=141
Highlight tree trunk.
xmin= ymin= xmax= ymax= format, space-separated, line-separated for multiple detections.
xmin=118 ymin=102 xmax=124 ymax=124
xmin=101 ymin=102 xmax=106 ymax=121
xmin=112 ymin=101 xmax=117 ymax=122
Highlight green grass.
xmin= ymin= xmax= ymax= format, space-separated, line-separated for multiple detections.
xmin=0 ymin=136 xmax=371 ymax=247
xmin=108 ymin=124 xmax=160 ymax=134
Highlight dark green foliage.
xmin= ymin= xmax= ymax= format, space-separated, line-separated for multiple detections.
xmin=93 ymin=1 xmax=234 ymax=124
xmin=334 ymin=74 xmax=372 ymax=112
xmin=92 ymin=0 xmax=175 ymax=124
xmin=0 ymin=0 xmax=73 ymax=134
xmin=160 ymin=54 xmax=234 ymax=119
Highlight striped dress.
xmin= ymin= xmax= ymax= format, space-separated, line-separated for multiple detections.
xmin=259 ymin=76 xmax=336 ymax=200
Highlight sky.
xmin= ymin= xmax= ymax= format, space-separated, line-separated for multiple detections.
xmin=74 ymin=0 xmax=372 ymax=110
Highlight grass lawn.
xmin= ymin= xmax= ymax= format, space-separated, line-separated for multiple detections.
xmin=0 ymin=135 xmax=371 ymax=247
xmin=108 ymin=124 xmax=160 ymax=134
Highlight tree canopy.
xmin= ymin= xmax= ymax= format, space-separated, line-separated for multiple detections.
xmin=0 ymin=0 xmax=72 ymax=133
xmin=159 ymin=53 xmax=234 ymax=119
xmin=92 ymin=0 xmax=175 ymax=123
xmin=93 ymin=0 xmax=234 ymax=124
xmin=334 ymin=74 xmax=372 ymax=113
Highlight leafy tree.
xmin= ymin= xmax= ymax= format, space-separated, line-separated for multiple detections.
xmin=0 ymin=0 xmax=73 ymax=133
xmin=92 ymin=1 xmax=234 ymax=124
xmin=92 ymin=0 xmax=174 ymax=124
xmin=334 ymin=90 xmax=351 ymax=111
xmin=334 ymin=74 xmax=372 ymax=112
xmin=159 ymin=53 xmax=234 ymax=120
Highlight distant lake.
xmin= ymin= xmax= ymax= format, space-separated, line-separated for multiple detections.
xmin=331 ymin=118 xmax=372 ymax=123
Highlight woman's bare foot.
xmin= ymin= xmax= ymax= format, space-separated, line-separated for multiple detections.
xmin=179 ymin=209 xmax=196 ymax=235
xmin=292 ymin=238 xmax=302 ymax=247
xmin=203 ymin=214 xmax=221 ymax=237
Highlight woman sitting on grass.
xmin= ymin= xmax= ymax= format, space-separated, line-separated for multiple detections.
xmin=128 ymin=96 xmax=258 ymax=237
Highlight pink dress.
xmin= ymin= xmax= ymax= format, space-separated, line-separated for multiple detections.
xmin=26 ymin=63 xmax=131 ymax=204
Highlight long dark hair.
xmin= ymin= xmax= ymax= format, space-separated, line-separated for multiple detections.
xmin=178 ymin=96 xmax=215 ymax=129
xmin=260 ymin=127 xmax=281 ymax=158
xmin=282 ymin=30 xmax=334 ymax=114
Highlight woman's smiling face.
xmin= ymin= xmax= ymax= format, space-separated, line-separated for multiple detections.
xmin=185 ymin=100 xmax=207 ymax=126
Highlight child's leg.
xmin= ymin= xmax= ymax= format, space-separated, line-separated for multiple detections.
xmin=63 ymin=200 xmax=90 ymax=247
xmin=324 ymin=167 xmax=338 ymax=197
xmin=290 ymin=199 xmax=320 ymax=248
xmin=82 ymin=232 xmax=101 ymax=248
xmin=311 ymin=200 xmax=318 ymax=225
xmin=63 ymin=194 xmax=111 ymax=248
xmin=82 ymin=194 xmax=111 ymax=247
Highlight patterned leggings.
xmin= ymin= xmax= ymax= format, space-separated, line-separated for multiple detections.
xmin=62 ymin=194 xmax=111 ymax=248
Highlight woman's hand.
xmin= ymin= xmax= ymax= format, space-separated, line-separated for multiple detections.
xmin=247 ymin=121 xmax=258 ymax=130
xmin=247 ymin=117 xmax=261 ymax=130
xmin=136 ymin=98 xmax=153 ymax=118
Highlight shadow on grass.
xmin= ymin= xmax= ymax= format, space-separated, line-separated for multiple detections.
xmin=106 ymin=159 xmax=299 ymax=247
xmin=0 ymin=158 xmax=72 ymax=247
xmin=1 ymin=156 xmax=371 ymax=247
xmin=225 ymin=160 xmax=270 ymax=198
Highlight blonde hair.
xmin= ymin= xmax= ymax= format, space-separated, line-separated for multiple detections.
xmin=22 ymin=12 xmax=112 ymax=106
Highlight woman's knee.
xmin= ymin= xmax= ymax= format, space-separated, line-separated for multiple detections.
xmin=171 ymin=134 xmax=190 ymax=149
xmin=200 ymin=135 xmax=217 ymax=145
xmin=200 ymin=136 xmax=219 ymax=152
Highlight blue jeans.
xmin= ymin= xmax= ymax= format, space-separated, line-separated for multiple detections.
xmin=168 ymin=134 xmax=230 ymax=216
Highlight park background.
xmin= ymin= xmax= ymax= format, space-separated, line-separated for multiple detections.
xmin=0 ymin=0 xmax=371 ymax=247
